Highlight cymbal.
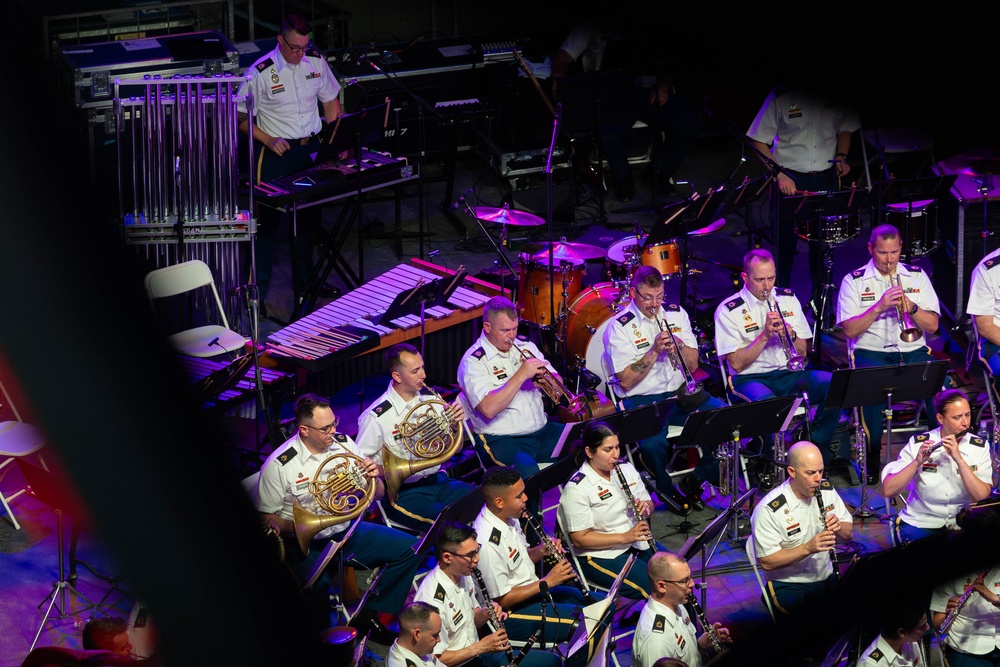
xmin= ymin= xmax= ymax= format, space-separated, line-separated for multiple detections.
xmin=521 ymin=240 xmax=607 ymax=262
xmin=939 ymin=148 xmax=1000 ymax=176
xmin=688 ymin=217 xmax=727 ymax=236
xmin=471 ymin=206 xmax=545 ymax=227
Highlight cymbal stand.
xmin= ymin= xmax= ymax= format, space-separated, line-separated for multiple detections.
xmin=810 ymin=240 xmax=839 ymax=364
xmin=461 ymin=194 xmax=517 ymax=302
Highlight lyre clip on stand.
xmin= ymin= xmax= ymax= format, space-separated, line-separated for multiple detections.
xmin=676 ymin=396 xmax=800 ymax=542
xmin=826 ymin=361 xmax=947 ymax=519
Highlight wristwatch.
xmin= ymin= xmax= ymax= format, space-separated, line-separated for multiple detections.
xmin=909 ymin=303 xmax=919 ymax=316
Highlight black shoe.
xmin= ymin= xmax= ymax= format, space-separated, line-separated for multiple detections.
xmin=678 ymin=475 xmax=706 ymax=511
xmin=613 ymin=178 xmax=634 ymax=202
xmin=654 ymin=177 xmax=677 ymax=197
xmin=319 ymin=282 xmax=342 ymax=298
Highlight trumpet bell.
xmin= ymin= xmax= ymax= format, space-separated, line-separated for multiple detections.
xmin=787 ymin=355 xmax=808 ymax=371
xmin=899 ymin=327 xmax=921 ymax=343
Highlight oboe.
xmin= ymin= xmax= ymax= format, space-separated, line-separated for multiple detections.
xmin=520 ymin=510 xmax=596 ymax=604
xmin=687 ymin=594 xmax=728 ymax=654
xmin=939 ymin=570 xmax=990 ymax=635
xmin=613 ymin=463 xmax=657 ymax=552
xmin=814 ymin=482 xmax=839 ymax=582
xmin=471 ymin=567 xmax=515 ymax=663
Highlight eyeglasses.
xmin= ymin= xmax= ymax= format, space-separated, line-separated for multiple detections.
xmin=446 ymin=545 xmax=482 ymax=560
xmin=280 ymin=34 xmax=312 ymax=53
xmin=302 ymin=418 xmax=340 ymax=435
xmin=634 ymin=291 xmax=665 ymax=303
xmin=659 ymin=575 xmax=693 ymax=586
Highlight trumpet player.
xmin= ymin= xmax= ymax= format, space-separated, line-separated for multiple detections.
xmin=602 ymin=266 xmax=727 ymax=513
xmin=837 ymin=224 xmax=944 ymax=484
xmin=256 ymin=393 xmax=422 ymax=642
xmin=356 ymin=343 xmax=475 ymax=532
xmin=714 ymin=249 xmax=843 ymax=467
xmin=930 ymin=566 xmax=1000 ymax=667
xmin=632 ymin=552 xmax=732 ymax=667
xmin=457 ymin=297 xmax=568 ymax=479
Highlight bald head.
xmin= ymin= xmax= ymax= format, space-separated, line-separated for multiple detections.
xmin=787 ymin=441 xmax=821 ymax=469
xmin=647 ymin=551 xmax=686 ymax=582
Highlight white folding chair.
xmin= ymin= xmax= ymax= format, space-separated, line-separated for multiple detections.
xmin=745 ymin=536 xmax=776 ymax=622
xmin=144 ymin=259 xmax=246 ymax=358
xmin=0 ymin=378 xmax=48 ymax=530
xmin=971 ymin=318 xmax=1000 ymax=481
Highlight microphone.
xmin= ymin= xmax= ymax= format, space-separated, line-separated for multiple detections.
xmin=447 ymin=188 xmax=475 ymax=210
xmin=355 ymin=41 xmax=376 ymax=67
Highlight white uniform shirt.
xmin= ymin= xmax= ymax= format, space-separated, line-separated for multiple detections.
xmin=632 ymin=597 xmax=702 ymax=667
xmin=387 ymin=640 xmax=446 ymax=667
xmin=558 ymin=21 xmax=607 ymax=73
xmin=237 ymin=45 xmax=340 ymax=140
xmin=881 ymin=428 xmax=992 ymax=529
xmin=714 ymin=285 xmax=811 ymax=376
xmin=602 ymin=300 xmax=697 ymax=398
xmin=413 ymin=566 xmax=481 ymax=662
xmin=472 ymin=506 xmax=537 ymax=599
xmin=856 ymin=635 xmax=921 ymax=667
xmin=257 ymin=432 xmax=363 ymax=540
xmin=751 ymin=478 xmax=851 ymax=583
xmin=356 ymin=382 xmax=446 ymax=481
xmin=457 ymin=334 xmax=549 ymax=436
xmin=930 ymin=566 xmax=1000 ymax=655
xmin=967 ymin=248 xmax=1000 ymax=327
xmin=836 ymin=260 xmax=940 ymax=353
xmin=747 ymin=88 xmax=861 ymax=174
xmin=559 ymin=461 xmax=652 ymax=559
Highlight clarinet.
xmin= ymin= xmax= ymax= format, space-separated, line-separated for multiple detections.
xmin=520 ymin=510 xmax=597 ymax=604
xmin=687 ymin=594 xmax=728 ymax=654
xmin=509 ymin=630 xmax=538 ymax=667
xmin=613 ymin=463 xmax=657 ymax=552
xmin=471 ymin=567 xmax=516 ymax=663
xmin=939 ymin=569 xmax=990 ymax=635
xmin=814 ymin=482 xmax=840 ymax=583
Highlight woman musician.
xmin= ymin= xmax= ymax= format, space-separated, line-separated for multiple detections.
xmin=558 ymin=420 xmax=657 ymax=599
xmin=930 ymin=566 xmax=1000 ymax=667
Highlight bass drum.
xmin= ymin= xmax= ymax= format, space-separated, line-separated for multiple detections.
xmin=564 ymin=283 xmax=631 ymax=394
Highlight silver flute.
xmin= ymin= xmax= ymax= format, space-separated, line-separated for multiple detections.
xmin=939 ymin=569 xmax=990 ymax=635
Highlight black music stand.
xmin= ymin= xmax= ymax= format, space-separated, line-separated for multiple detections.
xmin=826 ymin=361 xmax=948 ymax=518
xmin=875 ymin=174 xmax=957 ymax=260
xmin=676 ymin=396 xmax=800 ymax=541
xmin=412 ymin=486 xmax=486 ymax=560
xmin=371 ymin=267 xmax=468 ymax=352
xmin=523 ymin=454 xmax=578 ymax=519
xmin=721 ymin=173 xmax=776 ymax=249
xmin=564 ymin=553 xmax=636 ymax=667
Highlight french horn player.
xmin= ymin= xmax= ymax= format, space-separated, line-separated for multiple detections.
xmin=356 ymin=343 xmax=475 ymax=532
xmin=256 ymin=393 xmax=422 ymax=635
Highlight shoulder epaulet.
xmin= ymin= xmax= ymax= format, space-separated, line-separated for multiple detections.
xmin=664 ymin=303 xmax=681 ymax=312
xmin=277 ymin=448 xmax=298 ymax=466
xmin=516 ymin=334 xmax=529 ymax=342
xmin=434 ymin=583 xmax=447 ymax=602
xmin=868 ymin=648 xmax=884 ymax=662
xmin=255 ymin=57 xmax=274 ymax=72
xmin=305 ymin=47 xmax=322 ymax=58
xmin=851 ymin=269 xmax=864 ymax=279
xmin=616 ymin=311 xmax=636 ymax=326
xmin=903 ymin=263 xmax=923 ymax=273
xmin=725 ymin=296 xmax=745 ymax=312
xmin=776 ymin=287 xmax=795 ymax=296
xmin=652 ymin=614 xmax=666 ymax=633
xmin=371 ymin=399 xmax=392 ymax=416
xmin=970 ymin=435 xmax=986 ymax=447
xmin=819 ymin=479 xmax=833 ymax=491
xmin=569 ymin=472 xmax=585 ymax=484
xmin=472 ymin=347 xmax=486 ymax=359
xmin=489 ymin=527 xmax=502 ymax=545
xmin=985 ymin=258 xmax=1000 ymax=271
xmin=334 ymin=433 xmax=348 ymax=443
xmin=406 ymin=660 xmax=418 ymax=667
xmin=914 ymin=433 xmax=930 ymax=442
xmin=768 ymin=494 xmax=787 ymax=512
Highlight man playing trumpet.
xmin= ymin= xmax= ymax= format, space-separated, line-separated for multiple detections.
xmin=357 ymin=343 xmax=475 ymax=532
xmin=836 ymin=224 xmax=944 ymax=484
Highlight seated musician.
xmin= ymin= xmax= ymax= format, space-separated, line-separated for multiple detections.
xmin=559 ymin=420 xmax=657 ymax=599
xmin=880 ymin=389 xmax=992 ymax=544
xmin=413 ymin=521 xmax=560 ymax=667
xmin=714 ymin=249 xmax=844 ymax=468
xmin=457 ymin=297 xmax=569 ymax=479
xmin=472 ymin=466 xmax=592 ymax=644
xmin=749 ymin=442 xmax=852 ymax=619
xmin=602 ymin=265 xmax=727 ymax=513
xmin=857 ymin=602 xmax=929 ymax=667
xmin=632 ymin=552 xmax=732 ymax=667
xmin=967 ymin=246 xmax=1000 ymax=390
xmin=256 ymin=393 xmax=422 ymax=641
xmin=387 ymin=602 xmax=446 ymax=667
xmin=930 ymin=566 xmax=1000 ymax=667
xmin=356 ymin=343 xmax=475 ymax=532
xmin=836 ymin=224 xmax=944 ymax=485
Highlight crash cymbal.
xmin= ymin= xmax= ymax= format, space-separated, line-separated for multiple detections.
xmin=688 ymin=217 xmax=727 ymax=236
xmin=521 ymin=240 xmax=607 ymax=262
xmin=471 ymin=205 xmax=545 ymax=227
xmin=939 ymin=148 xmax=1000 ymax=176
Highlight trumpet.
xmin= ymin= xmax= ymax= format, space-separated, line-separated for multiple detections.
xmin=938 ymin=569 xmax=990 ymax=635
xmin=657 ymin=318 xmax=700 ymax=397
xmin=508 ymin=338 xmax=583 ymax=409
xmin=383 ymin=384 xmax=464 ymax=503
xmin=890 ymin=272 xmax=921 ymax=343
xmin=764 ymin=289 xmax=807 ymax=371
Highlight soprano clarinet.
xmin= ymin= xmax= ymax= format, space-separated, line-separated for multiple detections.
xmin=613 ymin=463 xmax=657 ymax=552
xmin=814 ymin=482 xmax=840 ymax=582
xmin=520 ymin=510 xmax=596 ymax=604
xmin=471 ymin=567 xmax=516 ymax=663
xmin=687 ymin=594 xmax=728 ymax=654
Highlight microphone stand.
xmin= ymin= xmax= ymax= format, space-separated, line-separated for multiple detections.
xmin=537 ymin=580 xmax=553 ymax=650
xmin=545 ymin=103 xmax=562 ymax=362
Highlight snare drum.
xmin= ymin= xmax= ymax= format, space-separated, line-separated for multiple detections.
xmin=641 ymin=240 xmax=681 ymax=277
xmin=794 ymin=215 xmax=861 ymax=246
xmin=605 ymin=235 xmax=645 ymax=282
xmin=884 ymin=199 xmax=938 ymax=260
xmin=517 ymin=256 xmax=585 ymax=328
xmin=564 ymin=283 xmax=630 ymax=393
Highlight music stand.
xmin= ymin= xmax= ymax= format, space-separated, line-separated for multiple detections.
xmin=523 ymin=454 xmax=578 ymax=519
xmin=676 ymin=396 xmax=800 ymax=541
xmin=564 ymin=553 xmax=636 ymax=667
xmin=875 ymin=174 xmax=957 ymax=260
xmin=826 ymin=361 xmax=948 ymax=518
xmin=17 ymin=459 xmax=101 ymax=651
xmin=371 ymin=267 xmax=468 ymax=352
xmin=411 ymin=485 xmax=485 ymax=560
xmin=720 ymin=173 xmax=776 ymax=249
